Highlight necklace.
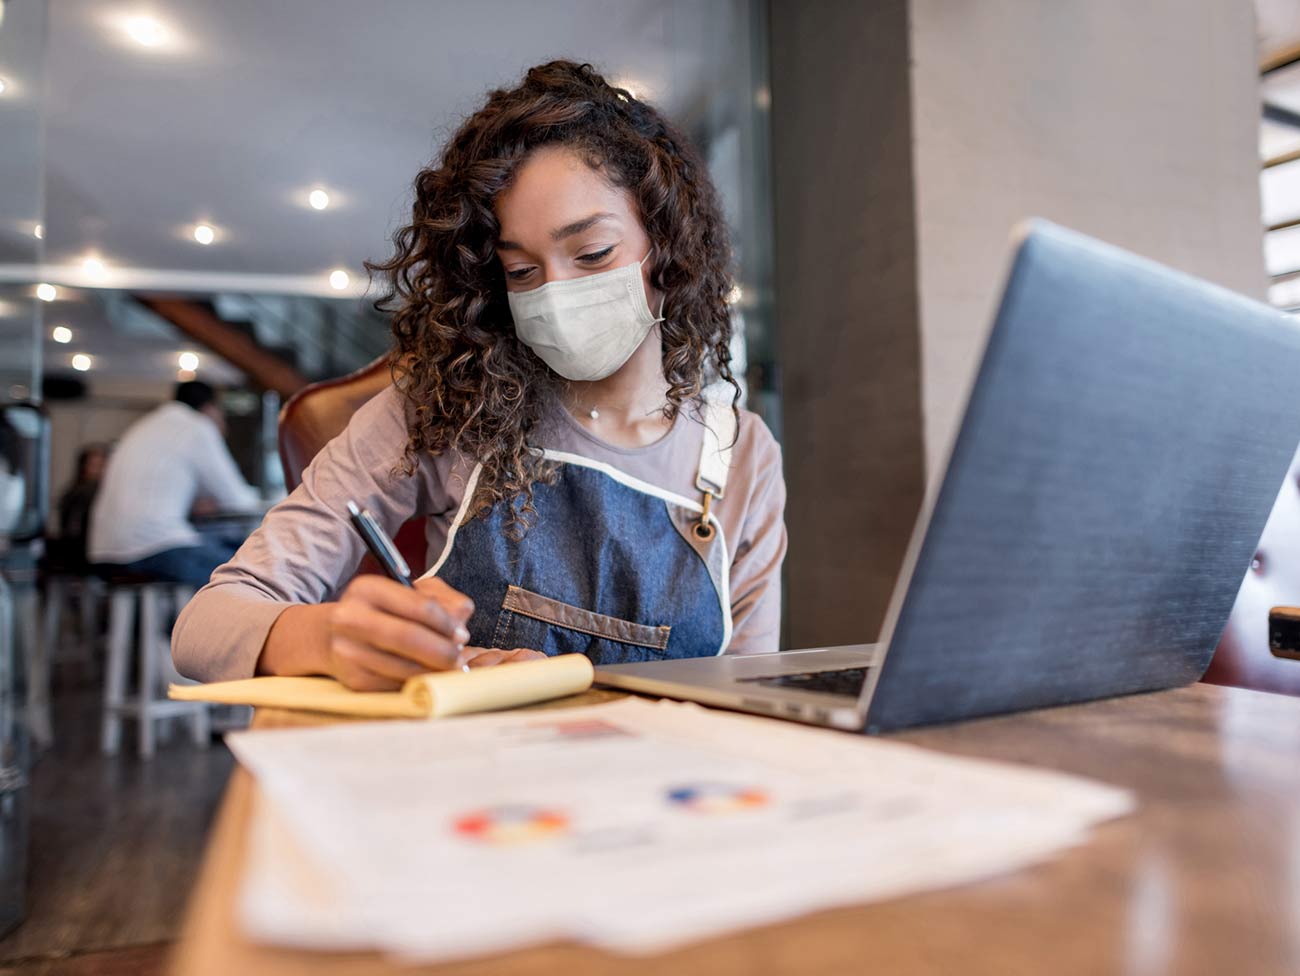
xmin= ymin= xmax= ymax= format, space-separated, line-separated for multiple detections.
xmin=588 ymin=405 xmax=599 ymax=420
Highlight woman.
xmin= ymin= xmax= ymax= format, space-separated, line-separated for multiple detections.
xmin=173 ymin=61 xmax=786 ymax=689
xmin=52 ymin=443 xmax=108 ymax=570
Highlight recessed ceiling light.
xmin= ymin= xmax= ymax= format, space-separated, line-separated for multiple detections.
xmin=309 ymin=189 xmax=330 ymax=211
xmin=71 ymin=353 xmax=92 ymax=372
xmin=328 ymin=268 xmax=350 ymax=290
xmin=106 ymin=11 xmax=188 ymax=54
xmin=35 ymin=283 xmax=56 ymax=302
xmin=0 ymin=78 xmax=7 ymax=96
xmin=52 ymin=326 xmax=72 ymax=344
xmin=123 ymin=15 xmax=166 ymax=47
xmin=178 ymin=351 xmax=200 ymax=371
xmin=32 ymin=223 xmax=43 ymax=240
xmin=193 ymin=224 xmax=215 ymax=245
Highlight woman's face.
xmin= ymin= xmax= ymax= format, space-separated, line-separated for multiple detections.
xmin=82 ymin=448 xmax=106 ymax=481
xmin=493 ymin=145 xmax=660 ymax=312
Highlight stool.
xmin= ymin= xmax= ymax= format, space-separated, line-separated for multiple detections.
xmin=100 ymin=574 xmax=210 ymax=759
xmin=41 ymin=573 xmax=103 ymax=676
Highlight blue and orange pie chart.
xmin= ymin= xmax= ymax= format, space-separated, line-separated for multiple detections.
xmin=452 ymin=805 xmax=570 ymax=845
xmin=665 ymin=783 xmax=770 ymax=813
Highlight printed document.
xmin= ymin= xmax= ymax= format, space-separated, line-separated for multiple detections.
xmin=228 ymin=697 xmax=1132 ymax=960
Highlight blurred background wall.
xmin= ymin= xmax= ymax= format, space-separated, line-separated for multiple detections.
xmin=910 ymin=0 xmax=1266 ymax=479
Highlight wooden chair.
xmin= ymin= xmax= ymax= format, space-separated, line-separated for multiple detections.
xmin=1203 ymin=448 xmax=1300 ymax=696
xmin=277 ymin=357 xmax=428 ymax=575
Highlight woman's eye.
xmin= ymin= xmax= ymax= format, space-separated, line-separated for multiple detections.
xmin=577 ymin=246 xmax=615 ymax=265
xmin=506 ymin=267 xmax=536 ymax=282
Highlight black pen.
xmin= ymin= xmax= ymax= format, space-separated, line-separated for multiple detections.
xmin=346 ymin=500 xmax=414 ymax=587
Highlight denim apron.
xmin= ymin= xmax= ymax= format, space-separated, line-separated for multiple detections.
xmin=421 ymin=399 xmax=735 ymax=665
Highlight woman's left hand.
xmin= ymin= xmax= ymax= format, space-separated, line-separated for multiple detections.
xmin=458 ymin=646 xmax=547 ymax=668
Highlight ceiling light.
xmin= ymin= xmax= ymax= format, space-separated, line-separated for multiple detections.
xmin=328 ymin=269 xmax=350 ymax=290
xmin=33 ymin=223 xmax=43 ymax=240
xmin=309 ymin=189 xmax=330 ymax=211
xmin=82 ymin=256 xmax=107 ymax=279
xmin=123 ymin=15 xmax=166 ymax=47
xmin=726 ymin=284 xmax=744 ymax=305
xmin=52 ymin=326 xmax=72 ymax=344
xmin=71 ymin=354 xmax=92 ymax=372
xmin=193 ymin=223 xmax=215 ymax=245
xmin=0 ymin=78 xmax=7 ymax=96
xmin=178 ymin=351 xmax=200 ymax=371
xmin=35 ymin=283 xmax=56 ymax=302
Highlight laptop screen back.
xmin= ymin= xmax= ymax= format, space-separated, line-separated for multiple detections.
xmin=862 ymin=222 xmax=1300 ymax=732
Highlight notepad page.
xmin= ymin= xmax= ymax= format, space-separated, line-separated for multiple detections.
xmin=168 ymin=654 xmax=594 ymax=718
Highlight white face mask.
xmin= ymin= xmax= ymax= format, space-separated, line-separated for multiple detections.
xmin=507 ymin=250 xmax=662 ymax=382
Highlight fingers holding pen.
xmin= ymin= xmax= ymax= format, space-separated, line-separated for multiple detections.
xmin=327 ymin=576 xmax=478 ymax=683
xmin=344 ymin=575 xmax=473 ymax=643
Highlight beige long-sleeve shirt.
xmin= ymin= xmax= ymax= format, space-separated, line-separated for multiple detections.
xmin=172 ymin=386 xmax=787 ymax=681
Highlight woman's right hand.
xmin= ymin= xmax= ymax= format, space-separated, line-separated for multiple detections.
xmin=325 ymin=575 xmax=475 ymax=690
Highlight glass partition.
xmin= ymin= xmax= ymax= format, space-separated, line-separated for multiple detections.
xmin=0 ymin=0 xmax=47 ymax=938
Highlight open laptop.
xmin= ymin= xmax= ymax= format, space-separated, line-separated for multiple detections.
xmin=596 ymin=221 xmax=1300 ymax=733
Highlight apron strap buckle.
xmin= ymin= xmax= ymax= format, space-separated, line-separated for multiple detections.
xmin=693 ymin=490 xmax=716 ymax=542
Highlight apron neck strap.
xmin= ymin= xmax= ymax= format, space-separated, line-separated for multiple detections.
xmin=695 ymin=394 xmax=736 ymax=500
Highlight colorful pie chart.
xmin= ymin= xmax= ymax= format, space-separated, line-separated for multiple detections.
xmin=452 ymin=805 xmax=570 ymax=845
xmin=665 ymin=783 xmax=770 ymax=814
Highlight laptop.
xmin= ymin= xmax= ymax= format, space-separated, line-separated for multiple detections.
xmin=596 ymin=221 xmax=1300 ymax=733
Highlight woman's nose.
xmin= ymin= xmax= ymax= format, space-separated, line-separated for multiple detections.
xmin=536 ymin=259 xmax=589 ymax=284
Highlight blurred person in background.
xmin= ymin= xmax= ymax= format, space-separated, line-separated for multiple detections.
xmin=47 ymin=443 xmax=108 ymax=571
xmin=89 ymin=381 xmax=262 ymax=587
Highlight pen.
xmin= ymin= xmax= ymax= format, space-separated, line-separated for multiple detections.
xmin=345 ymin=500 xmax=471 ymax=671
xmin=346 ymin=500 xmax=414 ymax=586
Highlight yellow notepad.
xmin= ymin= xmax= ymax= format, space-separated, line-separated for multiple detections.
xmin=168 ymin=654 xmax=594 ymax=719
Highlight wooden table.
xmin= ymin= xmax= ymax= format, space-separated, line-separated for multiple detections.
xmin=169 ymin=683 xmax=1300 ymax=976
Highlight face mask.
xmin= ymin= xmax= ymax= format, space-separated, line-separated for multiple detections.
xmin=507 ymin=251 xmax=662 ymax=382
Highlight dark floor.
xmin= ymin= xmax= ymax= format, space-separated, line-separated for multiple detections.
xmin=0 ymin=682 xmax=233 ymax=974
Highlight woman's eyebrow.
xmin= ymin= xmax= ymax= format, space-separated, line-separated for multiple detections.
xmin=496 ymin=212 xmax=618 ymax=252
xmin=551 ymin=211 xmax=617 ymax=241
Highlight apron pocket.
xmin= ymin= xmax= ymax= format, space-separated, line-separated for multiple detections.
xmin=497 ymin=584 xmax=672 ymax=661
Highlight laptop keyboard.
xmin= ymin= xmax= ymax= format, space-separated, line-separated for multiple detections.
xmin=742 ymin=667 xmax=870 ymax=697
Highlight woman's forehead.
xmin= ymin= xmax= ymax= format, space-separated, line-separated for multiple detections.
xmin=495 ymin=147 xmax=635 ymax=242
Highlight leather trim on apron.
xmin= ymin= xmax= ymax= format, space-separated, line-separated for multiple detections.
xmin=502 ymin=585 xmax=672 ymax=651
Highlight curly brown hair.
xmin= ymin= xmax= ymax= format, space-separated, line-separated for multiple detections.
xmin=367 ymin=59 xmax=738 ymax=529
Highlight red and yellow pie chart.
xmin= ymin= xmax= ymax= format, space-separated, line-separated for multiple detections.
xmin=452 ymin=805 xmax=570 ymax=845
